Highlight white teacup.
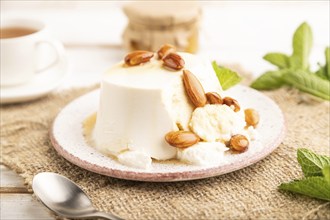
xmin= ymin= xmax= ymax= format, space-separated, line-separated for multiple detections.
xmin=0 ymin=19 xmax=67 ymax=87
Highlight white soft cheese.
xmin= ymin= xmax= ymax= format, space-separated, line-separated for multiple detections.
xmin=240 ymin=125 xmax=259 ymax=141
xmin=177 ymin=142 xmax=228 ymax=166
xmin=190 ymin=104 xmax=246 ymax=142
xmin=117 ymin=151 xmax=152 ymax=170
xmin=92 ymin=52 xmax=222 ymax=161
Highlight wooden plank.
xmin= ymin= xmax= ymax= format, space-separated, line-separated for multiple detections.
xmin=0 ymin=187 xmax=29 ymax=194
xmin=0 ymin=194 xmax=54 ymax=220
xmin=0 ymin=187 xmax=32 ymax=194
xmin=0 ymin=165 xmax=54 ymax=219
xmin=0 ymin=165 xmax=25 ymax=188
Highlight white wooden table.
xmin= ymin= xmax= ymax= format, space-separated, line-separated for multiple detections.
xmin=1 ymin=1 xmax=329 ymax=219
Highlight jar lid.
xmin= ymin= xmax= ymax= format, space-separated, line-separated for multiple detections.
xmin=123 ymin=1 xmax=201 ymax=27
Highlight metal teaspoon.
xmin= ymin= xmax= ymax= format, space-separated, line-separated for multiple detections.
xmin=32 ymin=172 xmax=123 ymax=220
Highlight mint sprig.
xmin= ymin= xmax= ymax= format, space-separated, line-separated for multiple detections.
xmin=212 ymin=61 xmax=242 ymax=90
xmin=323 ymin=166 xmax=330 ymax=183
xmin=280 ymin=176 xmax=330 ymax=201
xmin=290 ymin=22 xmax=313 ymax=70
xmin=263 ymin=53 xmax=290 ymax=69
xmin=283 ymin=70 xmax=330 ymax=100
xmin=315 ymin=47 xmax=330 ymax=80
xmin=297 ymin=148 xmax=330 ymax=177
xmin=279 ymin=148 xmax=330 ymax=201
xmin=251 ymin=22 xmax=330 ymax=101
xmin=250 ymin=69 xmax=287 ymax=90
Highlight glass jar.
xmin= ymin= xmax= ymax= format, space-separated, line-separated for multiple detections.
xmin=122 ymin=1 xmax=201 ymax=53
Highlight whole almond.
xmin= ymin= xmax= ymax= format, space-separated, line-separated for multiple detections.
xmin=165 ymin=131 xmax=200 ymax=148
xmin=229 ymin=134 xmax=249 ymax=152
xmin=206 ymin=92 xmax=223 ymax=104
xmin=223 ymin=97 xmax=240 ymax=112
xmin=162 ymin=53 xmax=185 ymax=70
xmin=124 ymin=51 xmax=154 ymax=66
xmin=182 ymin=70 xmax=207 ymax=108
xmin=244 ymin=108 xmax=260 ymax=127
xmin=157 ymin=44 xmax=176 ymax=59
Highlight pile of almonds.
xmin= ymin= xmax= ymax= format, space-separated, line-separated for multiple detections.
xmin=124 ymin=44 xmax=260 ymax=153
xmin=124 ymin=43 xmax=185 ymax=71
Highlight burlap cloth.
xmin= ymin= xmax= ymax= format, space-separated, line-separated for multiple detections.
xmin=1 ymin=81 xmax=330 ymax=219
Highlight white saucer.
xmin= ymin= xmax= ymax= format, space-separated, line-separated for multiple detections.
xmin=0 ymin=63 xmax=68 ymax=104
xmin=50 ymin=85 xmax=285 ymax=182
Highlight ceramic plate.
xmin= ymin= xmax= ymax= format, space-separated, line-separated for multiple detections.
xmin=0 ymin=61 xmax=68 ymax=104
xmin=50 ymin=85 xmax=285 ymax=182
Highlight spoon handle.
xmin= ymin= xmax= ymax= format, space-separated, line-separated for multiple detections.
xmin=94 ymin=211 xmax=124 ymax=220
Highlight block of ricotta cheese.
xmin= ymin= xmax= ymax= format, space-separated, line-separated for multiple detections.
xmin=92 ymin=52 xmax=222 ymax=163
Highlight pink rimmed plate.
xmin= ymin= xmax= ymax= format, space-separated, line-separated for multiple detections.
xmin=50 ymin=85 xmax=285 ymax=182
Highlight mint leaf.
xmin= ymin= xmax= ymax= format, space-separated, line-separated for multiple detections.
xmin=325 ymin=47 xmax=330 ymax=79
xmin=279 ymin=149 xmax=330 ymax=201
xmin=250 ymin=70 xmax=287 ymax=90
xmin=263 ymin=53 xmax=290 ymax=69
xmin=315 ymin=64 xmax=327 ymax=80
xmin=290 ymin=22 xmax=313 ymax=70
xmin=315 ymin=47 xmax=330 ymax=80
xmin=283 ymin=70 xmax=330 ymax=100
xmin=323 ymin=166 xmax=330 ymax=183
xmin=297 ymin=148 xmax=330 ymax=177
xmin=212 ymin=61 xmax=242 ymax=90
xmin=279 ymin=176 xmax=330 ymax=201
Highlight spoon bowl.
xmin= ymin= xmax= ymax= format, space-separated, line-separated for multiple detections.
xmin=32 ymin=172 xmax=122 ymax=220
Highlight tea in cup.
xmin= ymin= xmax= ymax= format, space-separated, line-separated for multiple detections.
xmin=0 ymin=19 xmax=67 ymax=87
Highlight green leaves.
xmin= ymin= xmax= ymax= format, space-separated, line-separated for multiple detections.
xmin=323 ymin=166 xmax=330 ymax=183
xmin=263 ymin=53 xmax=290 ymax=69
xmin=251 ymin=70 xmax=286 ymax=90
xmin=279 ymin=176 xmax=330 ymax=201
xmin=279 ymin=148 xmax=330 ymax=201
xmin=326 ymin=47 xmax=330 ymax=79
xmin=297 ymin=148 xmax=330 ymax=177
xmin=316 ymin=47 xmax=330 ymax=80
xmin=291 ymin=22 xmax=313 ymax=70
xmin=212 ymin=61 xmax=242 ymax=90
xmin=283 ymin=70 xmax=330 ymax=100
xmin=251 ymin=22 xmax=330 ymax=101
